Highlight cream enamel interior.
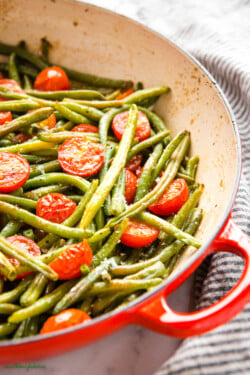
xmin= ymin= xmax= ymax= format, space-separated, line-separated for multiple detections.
xmin=0 ymin=0 xmax=238 ymax=264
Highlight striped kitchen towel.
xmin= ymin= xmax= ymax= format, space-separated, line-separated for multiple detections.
xmin=153 ymin=1 xmax=250 ymax=374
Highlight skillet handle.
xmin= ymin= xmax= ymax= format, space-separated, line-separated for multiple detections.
xmin=133 ymin=217 xmax=250 ymax=337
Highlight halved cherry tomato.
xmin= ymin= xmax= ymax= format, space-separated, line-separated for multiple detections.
xmin=36 ymin=193 xmax=77 ymax=224
xmin=72 ymin=124 xmax=99 ymax=133
xmin=126 ymin=154 xmax=143 ymax=173
xmin=0 ymin=152 xmax=30 ymax=193
xmin=125 ymin=170 xmax=137 ymax=204
xmin=34 ymin=66 xmax=71 ymax=91
xmin=12 ymin=133 xmax=33 ymax=143
xmin=38 ymin=113 xmax=56 ymax=130
xmin=41 ymin=308 xmax=91 ymax=334
xmin=0 ymin=111 xmax=12 ymax=125
xmin=134 ymin=166 xmax=143 ymax=179
xmin=0 ymin=79 xmax=25 ymax=101
xmin=116 ymin=88 xmax=134 ymax=100
xmin=49 ymin=240 xmax=92 ymax=280
xmin=120 ymin=219 xmax=159 ymax=248
xmin=6 ymin=235 xmax=41 ymax=279
xmin=112 ymin=110 xmax=151 ymax=142
xmin=58 ymin=137 xmax=104 ymax=177
xmin=149 ymin=178 xmax=189 ymax=216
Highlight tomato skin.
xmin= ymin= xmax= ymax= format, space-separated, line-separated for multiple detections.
xmin=0 ymin=152 xmax=30 ymax=193
xmin=134 ymin=166 xmax=143 ymax=179
xmin=38 ymin=113 xmax=56 ymax=130
xmin=121 ymin=219 xmax=159 ymax=248
xmin=72 ymin=124 xmax=99 ymax=133
xmin=6 ymin=235 xmax=41 ymax=279
xmin=0 ymin=111 xmax=12 ymax=125
xmin=49 ymin=240 xmax=93 ymax=280
xmin=34 ymin=67 xmax=71 ymax=91
xmin=58 ymin=137 xmax=104 ymax=177
xmin=112 ymin=111 xmax=151 ymax=142
xmin=40 ymin=308 xmax=91 ymax=334
xmin=12 ymin=133 xmax=33 ymax=143
xmin=116 ymin=88 xmax=134 ymax=100
xmin=126 ymin=154 xmax=143 ymax=173
xmin=125 ymin=170 xmax=137 ymax=204
xmin=36 ymin=193 xmax=77 ymax=224
xmin=0 ymin=79 xmax=24 ymax=101
xmin=149 ymin=178 xmax=189 ymax=216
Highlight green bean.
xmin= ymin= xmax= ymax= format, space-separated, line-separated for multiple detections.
xmin=23 ymin=173 xmax=90 ymax=193
xmin=0 ymin=100 xmax=39 ymax=112
xmin=0 ymin=323 xmax=17 ymax=337
xmin=26 ymin=89 xmax=104 ymax=100
xmin=0 ymin=303 xmax=20 ymax=314
xmin=92 ymin=219 xmax=128 ymax=267
xmin=0 ymin=274 xmax=33 ymax=304
xmin=62 ymin=102 xmax=103 ymax=121
xmin=54 ymin=102 xmax=93 ymax=124
xmin=10 ymin=188 xmax=23 ymax=197
xmin=186 ymin=155 xmax=199 ymax=179
xmin=0 ymin=251 xmax=17 ymax=281
xmin=15 ymin=316 xmax=40 ymax=338
xmin=52 ymin=258 xmax=117 ymax=314
xmin=37 ymin=131 xmax=105 ymax=144
xmin=110 ymin=169 xmax=126 ymax=216
xmin=80 ymin=296 xmax=94 ymax=314
xmin=67 ymin=195 xmax=82 ymax=203
xmin=20 ymin=273 xmax=49 ymax=307
xmin=127 ymin=130 xmax=170 ymax=161
xmin=99 ymin=146 xmax=116 ymax=216
xmin=80 ymin=105 xmax=138 ymax=228
xmin=0 ymin=220 xmax=22 ymax=238
xmin=0 ymin=234 xmax=58 ymax=280
xmin=99 ymin=106 xmax=128 ymax=146
xmin=123 ymin=86 xmax=169 ymax=104
xmin=44 ymin=280 xmax=56 ymax=295
xmin=0 ymin=139 xmax=56 ymax=154
xmin=0 ymin=62 xmax=38 ymax=78
xmin=20 ymin=154 xmax=54 ymax=164
xmin=112 ymin=208 xmax=203 ymax=276
xmin=127 ymin=261 xmax=166 ymax=280
xmin=29 ymin=160 xmax=61 ymax=179
xmin=23 ymin=185 xmax=69 ymax=201
xmin=40 ymin=37 xmax=51 ymax=64
xmin=105 ymin=89 xmax=121 ymax=100
xmin=63 ymin=98 xmax=123 ymax=109
xmin=151 ymin=131 xmax=187 ymax=182
xmin=0 ymin=139 xmax=12 ymax=147
xmin=135 ymin=82 xmax=144 ymax=91
xmin=0 ymin=195 xmax=36 ymax=210
xmin=8 ymin=53 xmax=21 ymax=86
xmin=0 ymin=107 xmax=54 ymax=138
xmin=8 ymin=280 xmax=76 ymax=323
xmin=176 ymin=172 xmax=194 ymax=184
xmin=13 ymin=321 xmax=26 ymax=339
xmin=0 ymin=86 xmax=27 ymax=100
xmin=106 ymin=134 xmax=190 ymax=228
xmin=0 ymin=202 xmax=93 ymax=240
xmin=23 ymin=74 xmax=33 ymax=90
xmin=59 ymin=65 xmax=133 ymax=89
xmin=0 ymin=42 xmax=48 ymax=70
xmin=134 ymin=143 xmax=163 ymax=202
xmin=29 ymin=148 xmax=59 ymax=157
xmin=0 ymin=276 xmax=4 ymax=294
xmin=39 ymin=180 xmax=98 ymax=250
xmin=22 ymin=229 xmax=35 ymax=241
xmin=87 ymin=227 xmax=111 ymax=244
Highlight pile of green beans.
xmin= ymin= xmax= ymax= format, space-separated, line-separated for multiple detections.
xmin=0 ymin=39 xmax=204 ymax=339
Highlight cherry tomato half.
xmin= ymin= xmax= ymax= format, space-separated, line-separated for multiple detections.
xmin=116 ymin=88 xmax=134 ymax=100
xmin=120 ymin=219 xmax=159 ymax=248
xmin=49 ymin=240 xmax=93 ymax=280
xmin=36 ymin=193 xmax=77 ymax=224
xmin=124 ymin=169 xmax=137 ymax=205
xmin=0 ymin=111 xmax=12 ymax=125
xmin=0 ymin=152 xmax=30 ymax=193
xmin=149 ymin=178 xmax=189 ymax=216
xmin=0 ymin=79 xmax=25 ymax=101
xmin=58 ymin=137 xmax=104 ymax=177
xmin=72 ymin=124 xmax=99 ymax=133
xmin=38 ymin=113 xmax=57 ymax=130
xmin=40 ymin=308 xmax=91 ymax=334
xmin=34 ymin=66 xmax=71 ymax=91
xmin=6 ymin=235 xmax=41 ymax=279
xmin=12 ymin=133 xmax=33 ymax=144
xmin=126 ymin=154 xmax=143 ymax=173
xmin=112 ymin=110 xmax=151 ymax=142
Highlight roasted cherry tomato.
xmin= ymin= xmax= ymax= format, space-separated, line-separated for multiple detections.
xmin=0 ymin=79 xmax=25 ymax=101
xmin=49 ymin=240 xmax=93 ymax=280
xmin=149 ymin=178 xmax=189 ymax=216
xmin=6 ymin=235 xmax=41 ymax=279
xmin=40 ymin=308 xmax=91 ymax=334
xmin=125 ymin=169 xmax=137 ymax=204
xmin=0 ymin=111 xmax=12 ymax=125
xmin=112 ymin=110 xmax=151 ymax=142
xmin=120 ymin=219 xmax=159 ymax=248
xmin=58 ymin=137 xmax=104 ymax=177
xmin=38 ymin=113 xmax=56 ymax=130
xmin=0 ymin=152 xmax=30 ymax=193
xmin=34 ymin=66 xmax=71 ymax=91
xmin=72 ymin=124 xmax=99 ymax=133
xmin=36 ymin=193 xmax=77 ymax=224
xmin=116 ymin=88 xmax=134 ymax=100
xmin=134 ymin=166 xmax=143 ymax=179
xmin=126 ymin=154 xmax=143 ymax=173
xmin=12 ymin=133 xmax=33 ymax=143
